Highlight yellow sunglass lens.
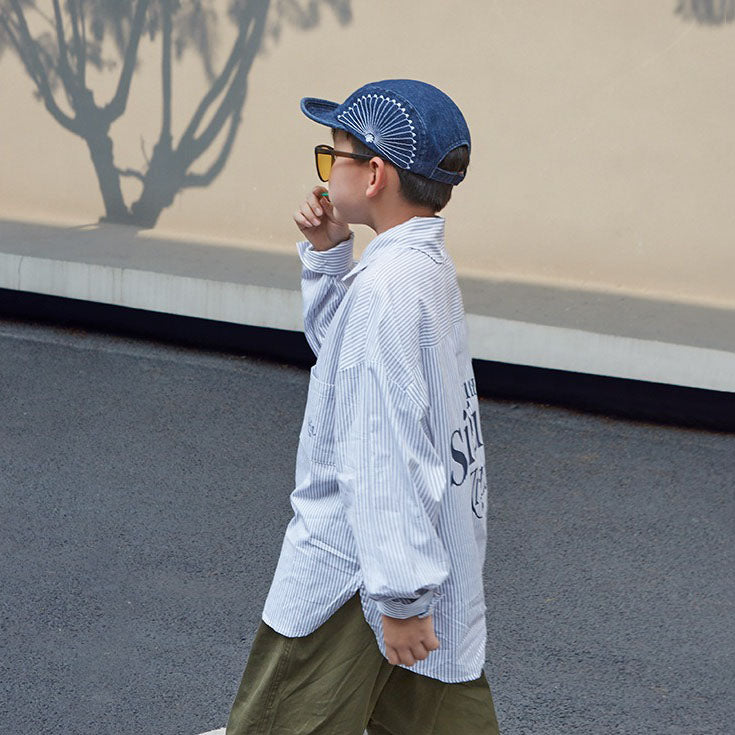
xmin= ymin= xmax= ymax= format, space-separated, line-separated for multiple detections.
xmin=316 ymin=151 xmax=333 ymax=181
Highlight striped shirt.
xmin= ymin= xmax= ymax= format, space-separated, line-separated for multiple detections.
xmin=261 ymin=215 xmax=489 ymax=683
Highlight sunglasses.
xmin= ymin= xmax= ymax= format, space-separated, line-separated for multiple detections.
xmin=314 ymin=144 xmax=387 ymax=182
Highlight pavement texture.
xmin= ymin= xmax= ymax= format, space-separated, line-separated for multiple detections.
xmin=1 ymin=315 xmax=733 ymax=735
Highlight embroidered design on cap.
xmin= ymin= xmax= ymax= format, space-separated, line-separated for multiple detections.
xmin=336 ymin=93 xmax=417 ymax=169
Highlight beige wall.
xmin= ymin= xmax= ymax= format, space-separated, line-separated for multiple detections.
xmin=1 ymin=1 xmax=733 ymax=308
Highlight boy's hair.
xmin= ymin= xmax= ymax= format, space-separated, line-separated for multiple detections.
xmin=331 ymin=127 xmax=470 ymax=213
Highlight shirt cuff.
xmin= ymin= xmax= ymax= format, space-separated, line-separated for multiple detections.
xmin=296 ymin=232 xmax=355 ymax=276
xmin=375 ymin=589 xmax=440 ymax=619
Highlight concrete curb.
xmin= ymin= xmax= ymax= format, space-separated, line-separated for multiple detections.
xmin=1 ymin=218 xmax=733 ymax=432
xmin=1 ymin=247 xmax=733 ymax=394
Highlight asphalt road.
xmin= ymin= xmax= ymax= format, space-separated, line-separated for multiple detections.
xmin=1 ymin=316 xmax=733 ymax=735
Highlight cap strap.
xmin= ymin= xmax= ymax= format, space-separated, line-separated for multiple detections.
xmin=430 ymin=166 xmax=466 ymax=185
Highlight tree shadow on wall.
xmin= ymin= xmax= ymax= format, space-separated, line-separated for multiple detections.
xmin=675 ymin=0 xmax=735 ymax=24
xmin=0 ymin=0 xmax=352 ymax=229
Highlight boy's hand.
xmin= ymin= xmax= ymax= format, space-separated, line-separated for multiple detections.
xmin=381 ymin=613 xmax=440 ymax=667
xmin=293 ymin=185 xmax=351 ymax=251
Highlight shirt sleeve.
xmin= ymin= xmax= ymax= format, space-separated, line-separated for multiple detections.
xmin=333 ymin=359 xmax=451 ymax=619
xmin=296 ymin=233 xmax=356 ymax=358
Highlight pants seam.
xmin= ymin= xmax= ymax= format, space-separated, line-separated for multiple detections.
xmin=427 ymin=684 xmax=450 ymax=735
xmin=256 ymin=634 xmax=296 ymax=733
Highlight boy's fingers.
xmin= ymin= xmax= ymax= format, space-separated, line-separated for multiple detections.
xmin=399 ymin=648 xmax=416 ymax=666
xmin=301 ymin=202 xmax=320 ymax=226
xmin=313 ymin=187 xmax=331 ymax=206
xmin=294 ymin=211 xmax=312 ymax=228
xmin=307 ymin=194 xmax=324 ymax=217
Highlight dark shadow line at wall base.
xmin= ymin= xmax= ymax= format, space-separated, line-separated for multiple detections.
xmin=1 ymin=287 xmax=733 ymax=434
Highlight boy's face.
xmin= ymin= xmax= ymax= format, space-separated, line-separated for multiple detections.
xmin=327 ymin=128 xmax=389 ymax=226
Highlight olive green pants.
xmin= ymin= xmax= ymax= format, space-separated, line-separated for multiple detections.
xmin=225 ymin=590 xmax=500 ymax=735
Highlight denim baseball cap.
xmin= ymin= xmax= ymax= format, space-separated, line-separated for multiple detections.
xmin=300 ymin=78 xmax=471 ymax=186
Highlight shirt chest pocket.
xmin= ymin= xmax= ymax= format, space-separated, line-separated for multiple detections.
xmin=300 ymin=365 xmax=336 ymax=466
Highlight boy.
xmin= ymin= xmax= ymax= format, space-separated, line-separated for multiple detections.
xmin=225 ymin=79 xmax=500 ymax=734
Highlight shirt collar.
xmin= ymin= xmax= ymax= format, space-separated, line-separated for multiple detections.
xmin=340 ymin=215 xmax=447 ymax=282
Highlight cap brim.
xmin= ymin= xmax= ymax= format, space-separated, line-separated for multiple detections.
xmin=300 ymin=97 xmax=340 ymax=127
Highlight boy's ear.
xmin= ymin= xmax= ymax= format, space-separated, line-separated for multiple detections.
xmin=365 ymin=156 xmax=391 ymax=198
